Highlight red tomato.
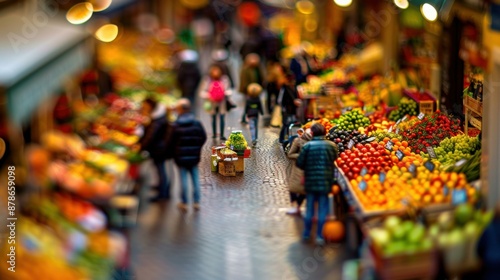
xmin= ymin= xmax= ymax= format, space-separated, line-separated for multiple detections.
xmin=356 ymin=144 xmax=364 ymax=149
xmin=345 ymin=150 xmax=352 ymax=155
xmin=365 ymin=152 xmax=372 ymax=157
xmin=361 ymin=148 xmax=368 ymax=153
xmin=369 ymin=148 xmax=376 ymax=153
xmin=371 ymin=142 xmax=379 ymax=148
xmin=373 ymin=151 xmax=380 ymax=157
xmin=348 ymin=162 xmax=356 ymax=168
xmin=352 ymin=167 xmax=360 ymax=174
xmin=341 ymin=154 xmax=349 ymax=161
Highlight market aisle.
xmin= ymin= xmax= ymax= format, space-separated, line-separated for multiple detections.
xmin=130 ymin=93 xmax=353 ymax=280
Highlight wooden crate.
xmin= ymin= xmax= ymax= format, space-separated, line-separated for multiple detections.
xmin=234 ymin=156 xmax=244 ymax=172
xmin=371 ymin=244 xmax=438 ymax=280
xmin=419 ymin=100 xmax=434 ymax=115
xmin=218 ymin=161 xmax=236 ymax=176
xmin=464 ymin=96 xmax=482 ymax=115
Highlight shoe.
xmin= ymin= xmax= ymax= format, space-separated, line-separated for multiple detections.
xmin=220 ymin=136 xmax=227 ymax=141
xmin=193 ymin=203 xmax=200 ymax=211
xmin=212 ymin=135 xmax=217 ymax=139
xmin=177 ymin=202 xmax=188 ymax=212
xmin=286 ymin=207 xmax=299 ymax=215
xmin=252 ymin=140 xmax=257 ymax=147
xmin=241 ymin=120 xmax=248 ymax=124
xmin=315 ymin=238 xmax=326 ymax=246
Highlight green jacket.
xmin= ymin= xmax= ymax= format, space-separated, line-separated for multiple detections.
xmin=296 ymin=136 xmax=339 ymax=194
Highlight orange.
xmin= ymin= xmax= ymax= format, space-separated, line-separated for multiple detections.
xmin=383 ymin=137 xmax=390 ymax=143
xmin=401 ymin=141 xmax=409 ymax=148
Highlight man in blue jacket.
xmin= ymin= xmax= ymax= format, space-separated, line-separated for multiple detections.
xmin=296 ymin=123 xmax=339 ymax=245
xmin=170 ymin=99 xmax=207 ymax=211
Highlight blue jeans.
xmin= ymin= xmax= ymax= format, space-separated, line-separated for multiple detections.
xmin=154 ymin=159 xmax=170 ymax=198
xmin=248 ymin=116 xmax=258 ymax=142
xmin=303 ymin=193 xmax=329 ymax=239
xmin=179 ymin=166 xmax=200 ymax=204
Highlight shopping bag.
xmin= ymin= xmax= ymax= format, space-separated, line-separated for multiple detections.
xmin=270 ymin=105 xmax=282 ymax=127
xmin=288 ymin=168 xmax=305 ymax=194
xmin=225 ymin=97 xmax=236 ymax=111
xmin=203 ymin=100 xmax=212 ymax=112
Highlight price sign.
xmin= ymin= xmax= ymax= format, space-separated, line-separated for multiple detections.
xmin=401 ymin=198 xmax=410 ymax=206
xmin=424 ymin=160 xmax=435 ymax=172
xmin=341 ymin=107 xmax=353 ymax=114
xmin=426 ymin=146 xmax=437 ymax=159
xmin=366 ymin=136 xmax=376 ymax=142
xmin=395 ymin=119 xmax=402 ymax=126
xmin=358 ymin=180 xmax=367 ymax=192
xmin=348 ymin=139 xmax=355 ymax=149
xmin=409 ymin=164 xmax=417 ymax=177
xmin=395 ymin=128 xmax=400 ymax=134
xmin=418 ymin=112 xmax=425 ymax=120
xmin=401 ymin=115 xmax=408 ymax=122
xmin=455 ymin=159 xmax=467 ymax=167
xmin=396 ymin=150 xmax=405 ymax=161
xmin=452 ymin=189 xmax=467 ymax=205
xmin=360 ymin=167 xmax=368 ymax=176
xmin=379 ymin=172 xmax=386 ymax=183
xmin=388 ymin=126 xmax=393 ymax=133
xmin=385 ymin=140 xmax=394 ymax=151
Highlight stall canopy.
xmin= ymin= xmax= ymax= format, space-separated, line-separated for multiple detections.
xmin=0 ymin=9 xmax=90 ymax=125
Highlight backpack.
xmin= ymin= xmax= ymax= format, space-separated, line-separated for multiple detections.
xmin=208 ymin=80 xmax=225 ymax=102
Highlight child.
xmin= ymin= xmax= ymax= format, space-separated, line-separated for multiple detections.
xmin=245 ymin=83 xmax=264 ymax=146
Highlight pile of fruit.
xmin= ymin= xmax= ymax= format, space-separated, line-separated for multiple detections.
xmin=303 ymin=118 xmax=334 ymax=133
xmin=336 ymin=142 xmax=395 ymax=180
xmin=401 ymin=111 xmax=461 ymax=153
xmin=369 ymin=216 xmax=432 ymax=257
xmin=326 ymin=129 xmax=374 ymax=153
xmin=443 ymin=150 xmax=481 ymax=182
xmin=333 ymin=109 xmax=371 ymax=131
xmin=369 ymin=131 xmax=403 ymax=142
xmin=388 ymin=98 xmax=418 ymax=121
xmin=422 ymin=134 xmax=481 ymax=166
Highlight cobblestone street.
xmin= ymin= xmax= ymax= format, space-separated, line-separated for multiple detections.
xmin=130 ymin=94 xmax=352 ymax=280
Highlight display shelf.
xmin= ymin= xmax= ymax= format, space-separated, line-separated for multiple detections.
xmin=463 ymin=96 xmax=482 ymax=135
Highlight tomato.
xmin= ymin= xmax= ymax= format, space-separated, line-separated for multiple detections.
xmin=372 ymin=161 xmax=380 ymax=168
xmin=353 ymin=158 xmax=360 ymax=163
xmin=373 ymin=151 xmax=380 ymax=157
xmin=341 ymin=164 xmax=348 ymax=170
xmin=366 ymin=162 xmax=373 ymax=168
xmin=337 ymin=159 xmax=345 ymax=166
xmin=361 ymin=148 xmax=368 ymax=153
xmin=341 ymin=154 xmax=349 ymax=161
xmin=369 ymin=148 xmax=376 ymax=153
xmin=348 ymin=162 xmax=356 ymax=168
xmin=371 ymin=142 xmax=379 ymax=148
xmin=377 ymin=156 xmax=384 ymax=163
xmin=361 ymin=157 xmax=368 ymax=162
xmin=345 ymin=150 xmax=352 ymax=155
xmin=356 ymin=143 xmax=364 ymax=149
xmin=365 ymin=152 xmax=372 ymax=158
xmin=347 ymin=172 xmax=354 ymax=179
xmin=352 ymin=167 xmax=360 ymax=174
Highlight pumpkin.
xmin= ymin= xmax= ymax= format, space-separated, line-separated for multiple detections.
xmin=323 ymin=220 xmax=345 ymax=242
xmin=331 ymin=185 xmax=341 ymax=195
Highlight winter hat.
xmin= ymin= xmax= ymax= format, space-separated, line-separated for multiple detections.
xmin=247 ymin=83 xmax=262 ymax=97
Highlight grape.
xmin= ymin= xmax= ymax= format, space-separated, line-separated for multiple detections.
xmin=422 ymin=134 xmax=480 ymax=166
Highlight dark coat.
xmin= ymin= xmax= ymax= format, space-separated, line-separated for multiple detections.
xmin=477 ymin=217 xmax=500 ymax=280
xmin=245 ymin=96 xmax=264 ymax=118
xmin=140 ymin=115 xmax=169 ymax=162
xmin=239 ymin=66 xmax=263 ymax=94
xmin=279 ymin=85 xmax=299 ymax=115
xmin=177 ymin=61 xmax=202 ymax=100
xmin=296 ymin=136 xmax=339 ymax=194
xmin=170 ymin=113 xmax=207 ymax=168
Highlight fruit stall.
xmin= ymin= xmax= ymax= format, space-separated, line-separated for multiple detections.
xmin=212 ymin=131 xmax=251 ymax=177
xmin=296 ymin=76 xmax=486 ymax=278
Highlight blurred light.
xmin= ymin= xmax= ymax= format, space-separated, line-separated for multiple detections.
xmin=304 ymin=19 xmax=318 ymax=32
xmin=94 ymin=24 xmax=118 ymax=42
xmin=296 ymin=0 xmax=315 ymax=15
xmin=90 ymin=0 xmax=112 ymax=12
xmin=156 ymin=28 xmax=175 ymax=44
xmin=394 ymin=0 xmax=409 ymax=9
xmin=66 ymin=2 xmax=93 ymax=25
xmin=421 ymin=3 xmax=438 ymax=21
xmin=334 ymin=0 xmax=353 ymax=8
xmin=180 ymin=0 xmax=209 ymax=9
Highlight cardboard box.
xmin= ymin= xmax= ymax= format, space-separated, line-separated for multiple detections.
xmin=234 ymin=156 xmax=244 ymax=172
xmin=218 ymin=161 xmax=236 ymax=176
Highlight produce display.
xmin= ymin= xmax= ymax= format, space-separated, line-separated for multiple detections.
xmin=388 ymin=97 xmax=418 ymax=121
xmin=401 ymin=111 xmax=461 ymax=154
xmin=326 ymin=129 xmax=374 ymax=154
xmin=421 ymin=134 xmax=481 ymax=166
xmin=443 ymin=150 xmax=481 ymax=182
xmin=225 ymin=131 xmax=248 ymax=150
xmin=369 ymin=216 xmax=432 ymax=257
xmin=336 ymin=142 xmax=395 ymax=180
xmin=303 ymin=118 xmax=334 ymax=133
xmin=333 ymin=109 xmax=371 ymax=131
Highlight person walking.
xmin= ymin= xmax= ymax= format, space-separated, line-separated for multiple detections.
xmin=244 ymin=83 xmax=264 ymax=146
xmin=265 ymin=61 xmax=286 ymax=115
xmin=138 ymin=98 xmax=171 ymax=201
xmin=212 ymin=49 xmax=235 ymax=89
xmin=239 ymin=53 xmax=264 ymax=124
xmin=176 ymin=49 xmax=202 ymax=107
xmin=200 ymin=64 xmax=232 ymax=140
xmin=296 ymin=123 xmax=339 ymax=245
xmin=278 ymin=73 xmax=302 ymax=145
xmin=170 ymin=99 xmax=207 ymax=211
xmin=286 ymin=129 xmax=312 ymax=215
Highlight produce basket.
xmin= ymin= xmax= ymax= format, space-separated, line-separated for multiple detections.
xmin=216 ymin=147 xmax=238 ymax=162
xmin=370 ymin=244 xmax=438 ymax=280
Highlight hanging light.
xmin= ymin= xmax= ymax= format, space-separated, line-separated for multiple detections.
xmin=421 ymin=3 xmax=438 ymax=21
xmin=334 ymin=0 xmax=353 ymax=8
xmin=296 ymin=0 xmax=315 ymax=15
xmin=394 ymin=0 xmax=409 ymax=9
xmin=90 ymin=0 xmax=112 ymax=12
xmin=94 ymin=24 xmax=119 ymax=42
xmin=66 ymin=2 xmax=93 ymax=25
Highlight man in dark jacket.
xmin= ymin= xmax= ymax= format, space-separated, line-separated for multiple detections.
xmin=170 ymin=99 xmax=207 ymax=211
xmin=139 ymin=98 xmax=171 ymax=201
xmin=296 ymin=123 xmax=339 ymax=245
